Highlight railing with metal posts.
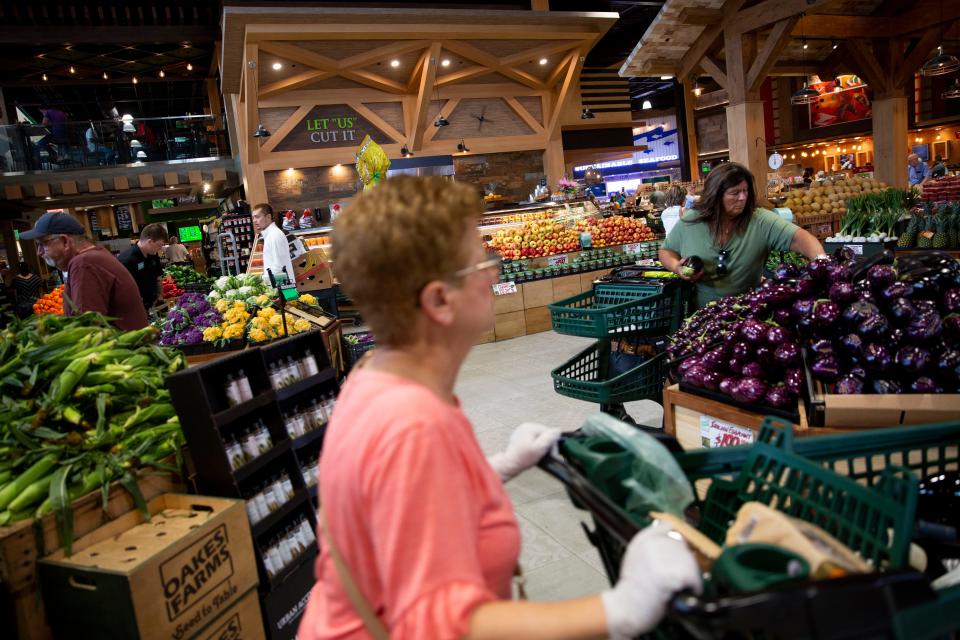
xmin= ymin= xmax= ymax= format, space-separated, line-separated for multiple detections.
xmin=0 ymin=114 xmax=230 ymax=174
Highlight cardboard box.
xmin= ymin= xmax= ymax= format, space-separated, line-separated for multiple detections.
xmin=292 ymin=250 xmax=333 ymax=292
xmin=808 ymin=390 xmax=960 ymax=428
xmin=39 ymin=494 xmax=258 ymax=640
xmin=194 ymin=588 xmax=265 ymax=640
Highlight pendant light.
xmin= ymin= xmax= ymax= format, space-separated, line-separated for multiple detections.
xmin=401 ymin=145 xmax=414 ymax=157
xmin=791 ymin=14 xmax=820 ymax=106
xmin=922 ymin=46 xmax=960 ymax=77
xmin=431 ymin=56 xmax=449 ymax=127
xmin=253 ymin=124 xmax=271 ymax=138
xmin=457 ymin=139 xmax=470 ymax=153
xmin=944 ymin=78 xmax=960 ymax=99
xmin=580 ymin=108 xmax=595 ymax=119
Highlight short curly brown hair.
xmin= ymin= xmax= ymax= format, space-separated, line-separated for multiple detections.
xmin=333 ymin=176 xmax=482 ymax=346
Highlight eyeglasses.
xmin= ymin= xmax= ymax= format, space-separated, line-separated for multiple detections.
xmin=452 ymin=254 xmax=502 ymax=279
xmin=36 ymin=236 xmax=62 ymax=252
xmin=716 ymin=249 xmax=730 ymax=276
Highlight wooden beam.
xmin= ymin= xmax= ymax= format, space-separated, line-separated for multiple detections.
xmin=423 ymin=98 xmax=461 ymax=143
xmin=499 ymin=40 xmax=579 ymax=67
xmin=896 ymin=27 xmax=941 ymax=88
xmin=259 ymin=70 xmax=332 ymax=99
xmin=504 ymin=96 xmax=545 ymax=134
xmin=207 ymin=77 xmax=224 ymax=129
xmin=746 ymin=17 xmax=799 ymax=94
xmin=437 ymin=64 xmax=492 ymax=87
xmin=407 ymin=49 xmax=429 ymax=93
xmin=257 ymin=83 xmax=543 ymax=108
xmin=846 ymin=39 xmax=891 ymax=96
xmin=732 ymin=0 xmax=837 ymax=35
xmin=790 ymin=15 xmax=888 ymax=39
xmin=338 ymin=40 xmax=431 ymax=71
xmin=531 ymin=0 xmax=549 ymax=10
xmin=545 ymin=50 xmax=577 ymax=87
xmin=681 ymin=78 xmax=699 ymax=180
xmin=441 ymin=39 xmax=545 ymax=90
xmin=260 ymin=104 xmax=312 ymax=153
xmin=244 ymin=44 xmax=260 ymax=165
xmin=411 ymin=42 xmax=442 ymax=150
xmin=246 ymin=23 xmax=598 ymax=41
xmin=678 ymin=7 xmax=724 ymax=25
xmin=349 ymin=102 xmax=408 ymax=143
xmin=699 ymin=55 xmax=728 ymax=91
xmin=546 ymin=49 xmax=583 ymax=137
xmin=341 ymin=69 xmax=407 ymax=93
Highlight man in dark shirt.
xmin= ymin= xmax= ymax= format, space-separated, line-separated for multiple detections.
xmin=118 ymin=223 xmax=167 ymax=311
xmin=21 ymin=212 xmax=148 ymax=330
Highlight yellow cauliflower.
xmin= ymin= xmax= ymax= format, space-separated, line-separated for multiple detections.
xmin=202 ymin=326 xmax=222 ymax=342
xmin=299 ymin=293 xmax=316 ymax=305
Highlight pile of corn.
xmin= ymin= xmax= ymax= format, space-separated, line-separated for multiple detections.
xmin=0 ymin=312 xmax=186 ymax=552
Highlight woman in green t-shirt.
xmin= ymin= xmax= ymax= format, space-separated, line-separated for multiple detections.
xmin=658 ymin=162 xmax=825 ymax=309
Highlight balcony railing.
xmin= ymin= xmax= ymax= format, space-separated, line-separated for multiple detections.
xmin=0 ymin=114 xmax=230 ymax=174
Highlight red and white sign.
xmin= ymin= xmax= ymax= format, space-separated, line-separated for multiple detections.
xmin=547 ymin=254 xmax=569 ymax=266
xmin=492 ymin=282 xmax=517 ymax=295
xmin=699 ymin=417 xmax=755 ymax=449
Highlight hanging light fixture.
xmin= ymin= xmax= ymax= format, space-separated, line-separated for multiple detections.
xmin=253 ymin=124 xmax=271 ymax=138
xmin=791 ymin=13 xmax=820 ymax=106
xmin=692 ymin=78 xmax=702 ymax=97
xmin=922 ymin=46 xmax=960 ymax=77
xmin=580 ymin=108 xmax=595 ymax=119
xmin=641 ymin=100 xmax=652 ymax=110
xmin=401 ymin=145 xmax=413 ymax=157
xmin=457 ymin=139 xmax=470 ymax=153
xmin=944 ymin=78 xmax=960 ymax=99
xmin=434 ymin=114 xmax=449 ymax=127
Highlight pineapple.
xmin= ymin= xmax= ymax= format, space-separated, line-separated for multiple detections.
xmin=933 ymin=216 xmax=948 ymax=250
xmin=948 ymin=210 xmax=959 ymax=249
xmin=898 ymin=216 xmax=918 ymax=248
xmin=917 ymin=216 xmax=935 ymax=249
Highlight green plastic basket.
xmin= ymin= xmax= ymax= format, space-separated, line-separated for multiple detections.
xmin=551 ymin=341 xmax=667 ymax=405
xmin=548 ymin=283 xmax=685 ymax=338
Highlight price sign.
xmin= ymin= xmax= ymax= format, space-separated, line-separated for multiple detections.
xmin=89 ymin=211 xmax=100 ymax=232
xmin=492 ymin=282 xmax=517 ymax=295
xmin=114 ymin=205 xmax=133 ymax=233
xmin=547 ymin=254 xmax=568 ymax=266
xmin=699 ymin=417 xmax=755 ymax=449
xmin=623 ymin=243 xmax=644 ymax=254
xmin=843 ymin=243 xmax=864 ymax=255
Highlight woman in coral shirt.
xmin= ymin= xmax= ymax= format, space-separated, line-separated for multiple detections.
xmin=299 ymin=176 xmax=700 ymax=640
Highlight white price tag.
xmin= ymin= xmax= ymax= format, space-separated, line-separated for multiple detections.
xmin=547 ymin=254 xmax=568 ymax=266
xmin=699 ymin=417 xmax=755 ymax=449
xmin=843 ymin=243 xmax=864 ymax=255
xmin=623 ymin=243 xmax=644 ymax=254
xmin=492 ymin=282 xmax=517 ymax=295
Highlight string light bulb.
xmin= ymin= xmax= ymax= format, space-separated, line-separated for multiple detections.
xmin=69 ymin=66 xmax=75 ymax=74
xmin=132 ymin=76 xmax=138 ymax=84
xmin=186 ymin=63 xmax=193 ymax=71
xmin=103 ymin=71 xmax=109 ymax=80
xmin=158 ymin=69 xmax=165 ymax=78
xmin=42 ymin=73 xmax=48 ymax=81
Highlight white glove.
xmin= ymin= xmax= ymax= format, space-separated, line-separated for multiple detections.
xmin=601 ymin=523 xmax=703 ymax=639
xmin=487 ymin=422 xmax=560 ymax=482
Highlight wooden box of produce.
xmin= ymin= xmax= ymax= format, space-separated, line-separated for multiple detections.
xmin=38 ymin=494 xmax=257 ymax=640
xmin=1 ymin=472 xmax=184 ymax=640
xmin=805 ymin=376 xmax=960 ymax=428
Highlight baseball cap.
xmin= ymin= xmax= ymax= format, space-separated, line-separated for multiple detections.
xmin=20 ymin=211 xmax=85 ymax=240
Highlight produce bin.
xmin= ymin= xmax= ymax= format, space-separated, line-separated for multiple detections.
xmin=343 ymin=330 xmax=376 ymax=370
xmin=548 ymin=282 xmax=686 ymax=338
xmin=551 ymin=340 xmax=667 ymax=405
xmin=539 ymin=417 xmax=960 ymax=639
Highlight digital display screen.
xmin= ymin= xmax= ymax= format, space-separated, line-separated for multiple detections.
xmin=178 ymin=225 xmax=202 ymax=242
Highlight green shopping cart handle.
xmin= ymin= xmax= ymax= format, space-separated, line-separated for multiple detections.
xmin=712 ymin=543 xmax=810 ymax=594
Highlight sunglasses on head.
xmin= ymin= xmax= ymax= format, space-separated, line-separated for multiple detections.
xmin=716 ymin=249 xmax=730 ymax=276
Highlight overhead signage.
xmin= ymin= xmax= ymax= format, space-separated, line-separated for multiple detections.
xmin=273 ymin=104 xmax=392 ymax=152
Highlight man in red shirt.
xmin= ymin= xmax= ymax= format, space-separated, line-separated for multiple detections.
xmin=21 ymin=212 xmax=148 ymax=330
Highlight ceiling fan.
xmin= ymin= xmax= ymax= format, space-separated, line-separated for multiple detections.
xmin=470 ymin=105 xmax=493 ymax=130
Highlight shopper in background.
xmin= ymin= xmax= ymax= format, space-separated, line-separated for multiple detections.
xmin=252 ymin=203 xmax=296 ymax=287
xmin=12 ymin=261 xmax=42 ymax=318
xmin=908 ymin=153 xmax=932 ymax=186
xmin=21 ymin=212 xmax=148 ymax=330
xmin=119 ymin=223 xmax=168 ymax=311
xmin=648 ymin=183 xmax=667 ymax=209
xmin=299 ymin=176 xmax=700 ymax=640
xmin=659 ymin=185 xmax=688 ymax=235
xmin=801 ymin=167 xmax=814 ymax=185
xmin=164 ymin=235 xmax=192 ymax=265
xmin=931 ymin=155 xmax=948 ymax=179
xmin=659 ymin=162 xmax=826 ymax=309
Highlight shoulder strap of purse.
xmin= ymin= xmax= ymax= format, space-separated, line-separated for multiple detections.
xmin=319 ymin=507 xmax=390 ymax=640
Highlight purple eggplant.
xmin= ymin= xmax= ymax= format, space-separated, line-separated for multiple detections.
xmin=863 ymin=343 xmax=893 ymax=373
xmin=699 ymin=348 xmax=727 ymax=370
xmin=731 ymin=341 xmax=753 ymax=360
xmin=765 ymin=325 xmax=794 ymax=346
xmin=807 ymin=257 xmax=833 ymax=281
xmin=858 ymin=313 xmax=889 ymax=339
xmin=683 ymin=364 xmax=709 ymax=387
xmin=942 ymin=289 xmax=960 ymax=315
xmin=913 ymin=299 xmax=938 ymax=315
xmin=774 ymin=308 xmax=793 ymax=325
xmin=810 ymin=338 xmax=835 ymax=355
xmin=761 ymin=286 xmax=796 ymax=309
xmin=813 ymin=300 xmax=841 ymax=327
xmin=889 ymin=328 xmax=905 ymax=347
xmin=829 ymin=282 xmax=856 ymax=304
xmin=835 ymin=375 xmax=865 ymax=395
xmin=906 ymin=312 xmax=944 ymax=344
xmin=839 ymin=333 xmax=864 ymax=357
xmin=872 ymin=379 xmax=902 ymax=394
xmin=741 ymin=362 xmax=765 ymax=379
xmin=828 ymin=263 xmax=854 ymax=284
xmin=765 ymin=385 xmax=791 ymax=408
xmin=849 ymin=365 xmax=868 ymax=380
xmin=811 ymin=355 xmax=841 ymax=382
xmin=678 ymin=357 xmax=701 ymax=377
xmin=935 ymin=350 xmax=960 ymax=380
xmin=792 ymin=298 xmax=816 ymax=319
xmin=881 ymin=282 xmax=913 ymax=303
xmin=731 ymin=377 xmax=768 ymax=404
xmin=755 ymin=344 xmax=775 ymax=366
xmin=718 ymin=377 xmax=737 ymax=396
xmin=835 ymin=246 xmax=857 ymax=263
xmin=909 ymin=377 xmax=942 ymax=394
xmin=773 ymin=342 xmax=801 ymax=366
xmin=739 ymin=319 xmax=767 ymax=344
xmin=945 ymin=314 xmax=960 ymax=340
xmin=794 ymin=277 xmax=817 ymax=298
xmin=895 ymin=346 xmax=932 ymax=374
xmin=843 ymin=300 xmax=880 ymax=327
xmin=774 ymin=262 xmax=800 ymax=281
xmin=867 ymin=264 xmax=898 ymax=290
xmin=702 ymin=369 xmax=724 ymax=391
xmin=785 ymin=368 xmax=804 ymax=396
xmin=889 ymin=298 xmax=916 ymax=325
xmin=728 ymin=357 xmax=747 ymax=376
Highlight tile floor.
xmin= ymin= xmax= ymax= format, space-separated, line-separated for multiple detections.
xmin=455 ymin=330 xmax=666 ymax=600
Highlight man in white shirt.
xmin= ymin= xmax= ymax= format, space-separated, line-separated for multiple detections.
xmin=252 ymin=203 xmax=296 ymax=287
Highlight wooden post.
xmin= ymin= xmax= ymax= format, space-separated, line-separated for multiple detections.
xmin=543 ymin=132 xmax=565 ymax=190
xmin=681 ymin=77 xmax=700 ymax=181
xmin=725 ymin=101 xmax=769 ymax=197
xmin=873 ymin=96 xmax=908 ymax=189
